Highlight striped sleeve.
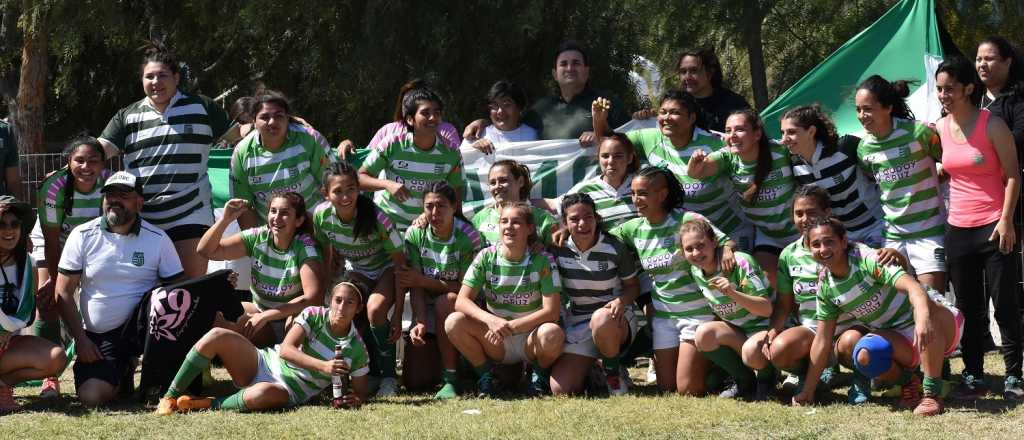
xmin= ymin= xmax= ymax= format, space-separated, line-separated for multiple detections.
xmin=537 ymin=252 xmax=560 ymax=297
xmin=377 ymin=210 xmax=402 ymax=254
xmin=462 ymin=247 xmax=491 ymax=290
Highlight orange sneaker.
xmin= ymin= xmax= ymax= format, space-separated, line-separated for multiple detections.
xmin=39 ymin=377 xmax=60 ymax=399
xmin=155 ymin=397 xmax=177 ymax=416
xmin=898 ymin=373 xmax=922 ymax=409
xmin=913 ymin=395 xmax=944 ymax=416
xmin=176 ymin=395 xmax=213 ymax=412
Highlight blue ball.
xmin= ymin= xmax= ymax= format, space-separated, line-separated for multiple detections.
xmin=853 ymin=333 xmax=893 ymax=378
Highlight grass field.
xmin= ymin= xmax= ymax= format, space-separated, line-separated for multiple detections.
xmin=2 ymin=354 xmax=1024 ymax=440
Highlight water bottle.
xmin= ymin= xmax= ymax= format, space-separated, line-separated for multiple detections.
xmin=331 ymin=344 xmax=349 ymax=408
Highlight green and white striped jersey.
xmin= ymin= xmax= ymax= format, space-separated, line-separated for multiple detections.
xmin=856 ymin=119 xmax=944 ymax=240
xmin=37 ymin=168 xmax=107 ymax=243
xmin=627 ymin=128 xmax=742 ymax=234
xmin=361 ymin=134 xmax=463 ymax=233
xmin=312 ymin=201 xmax=402 ymax=278
xmin=240 ymin=227 xmax=322 ymax=311
xmin=471 ymin=205 xmax=557 ymax=247
xmin=708 ymin=142 xmax=799 ymax=242
xmin=565 ymin=174 xmax=638 ymax=229
xmin=99 ymin=91 xmax=230 ymax=227
xmin=462 ymin=246 xmax=561 ymax=320
xmin=230 ymin=128 xmax=329 ymax=224
xmin=405 ymin=218 xmax=483 ymax=282
xmin=689 ymin=251 xmax=771 ymax=333
xmin=261 ymin=306 xmax=369 ymax=404
xmin=610 ymin=210 xmax=727 ymax=320
xmin=777 ymin=238 xmax=857 ymax=329
xmin=815 ymin=242 xmax=913 ymax=331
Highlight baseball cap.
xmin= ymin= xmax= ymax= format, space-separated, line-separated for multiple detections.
xmin=102 ymin=171 xmax=143 ymax=195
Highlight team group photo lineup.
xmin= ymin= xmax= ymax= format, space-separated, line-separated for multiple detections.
xmin=1 ymin=0 xmax=1024 ymax=431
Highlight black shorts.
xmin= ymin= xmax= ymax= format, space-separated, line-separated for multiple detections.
xmin=73 ymin=327 xmax=134 ymax=389
xmin=165 ymin=224 xmax=211 ymax=242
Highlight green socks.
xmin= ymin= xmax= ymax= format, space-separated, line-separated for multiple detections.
xmin=756 ymin=365 xmax=777 ymax=382
xmin=212 ymin=390 xmax=249 ymax=411
xmin=704 ymin=366 xmax=726 ymax=391
xmin=473 ymin=361 xmax=493 ymax=378
xmin=782 ymin=359 xmax=808 ymax=377
xmin=703 ymin=347 xmax=754 ymax=388
xmin=33 ymin=319 xmax=63 ymax=346
xmin=435 ymin=369 xmax=458 ymax=400
xmin=370 ymin=324 xmax=397 ymax=378
xmin=602 ymin=356 xmax=621 ymax=376
xmin=923 ymin=376 xmax=944 ymax=397
xmin=164 ymin=349 xmax=212 ymax=398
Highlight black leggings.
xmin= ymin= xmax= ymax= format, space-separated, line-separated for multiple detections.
xmin=947 ymin=221 xmax=1023 ymax=377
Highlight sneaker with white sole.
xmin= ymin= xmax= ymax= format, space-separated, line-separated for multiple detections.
xmin=1003 ymin=375 xmax=1024 ymax=401
xmin=645 ymin=362 xmax=657 ymax=384
xmin=376 ymin=377 xmax=399 ymax=398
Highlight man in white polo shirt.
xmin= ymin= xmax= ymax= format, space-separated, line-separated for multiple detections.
xmin=55 ymin=171 xmax=185 ymax=406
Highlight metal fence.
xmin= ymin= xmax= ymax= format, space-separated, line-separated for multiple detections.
xmin=18 ymin=152 xmax=123 ymax=209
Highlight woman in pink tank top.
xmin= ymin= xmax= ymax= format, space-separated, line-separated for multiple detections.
xmin=937 ymin=56 xmax=1024 ymax=403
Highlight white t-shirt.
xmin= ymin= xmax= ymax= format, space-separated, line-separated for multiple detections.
xmin=58 ymin=217 xmax=184 ymax=333
xmin=482 ymin=124 xmax=538 ymax=144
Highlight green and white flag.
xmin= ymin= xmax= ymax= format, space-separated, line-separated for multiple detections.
xmin=760 ymin=0 xmax=946 ymax=137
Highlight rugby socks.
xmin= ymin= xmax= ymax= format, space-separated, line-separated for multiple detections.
xmin=781 ymin=359 xmax=808 ymax=377
xmin=370 ymin=324 xmax=397 ymax=378
xmin=164 ymin=349 xmax=212 ymax=398
xmin=212 ymin=390 xmax=249 ymax=412
xmin=531 ymin=361 xmax=551 ymax=380
xmin=922 ymin=376 xmax=944 ymax=397
xmin=756 ymin=365 xmax=777 ymax=382
xmin=602 ymin=356 xmax=621 ymax=377
xmin=473 ymin=361 xmax=493 ymax=377
xmin=33 ymin=319 xmax=62 ymax=346
xmin=704 ymin=366 xmax=726 ymax=390
xmin=703 ymin=347 xmax=754 ymax=388
xmin=442 ymin=369 xmax=457 ymax=384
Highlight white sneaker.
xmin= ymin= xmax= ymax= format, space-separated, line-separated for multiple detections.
xmin=781 ymin=374 xmax=800 ymax=394
xmin=606 ymin=373 xmax=629 ymax=396
xmin=376 ymin=377 xmax=399 ymax=397
xmin=645 ymin=361 xmax=657 ymax=384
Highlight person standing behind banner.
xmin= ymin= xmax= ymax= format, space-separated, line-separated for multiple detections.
xmin=98 ymin=43 xmax=231 ymax=279
xmin=230 ymin=91 xmax=329 ymax=229
xmin=467 ymin=80 xmax=538 ymax=155
xmin=594 ymin=92 xmax=751 ymax=250
xmin=358 ymin=88 xmax=463 ymax=235
xmin=0 ymin=196 xmax=67 ymax=413
xmin=633 ymin=48 xmax=751 ymax=133
xmin=464 ymin=41 xmax=630 ymax=145
xmin=338 ymin=79 xmax=462 ymax=160
xmin=935 ymin=56 xmax=1024 ymax=401
xmin=780 ymin=105 xmax=884 ymax=247
xmin=471 ymin=160 xmax=557 ymax=247
xmin=31 ymin=137 xmax=109 ymax=399
xmin=853 ymin=76 xmax=947 ymax=294
xmin=55 ymin=172 xmax=186 ymax=406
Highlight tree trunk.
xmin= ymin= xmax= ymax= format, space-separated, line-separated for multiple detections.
xmin=15 ymin=1 xmax=47 ymax=154
xmin=743 ymin=3 xmax=770 ymax=110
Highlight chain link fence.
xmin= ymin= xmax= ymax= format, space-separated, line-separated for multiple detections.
xmin=18 ymin=152 xmax=123 ymax=209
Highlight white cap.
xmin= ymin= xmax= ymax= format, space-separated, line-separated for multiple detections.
xmin=102 ymin=171 xmax=143 ymax=195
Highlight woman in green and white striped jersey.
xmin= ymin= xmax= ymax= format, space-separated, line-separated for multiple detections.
xmin=680 ymin=217 xmax=775 ymax=400
xmin=688 ymin=110 xmax=799 ymax=291
xmin=156 ymin=281 xmax=370 ymax=414
xmin=472 ymin=160 xmax=557 ymax=246
xmin=398 ymin=182 xmax=482 ymax=400
xmin=314 ymin=161 xmax=408 ymax=398
xmin=853 ymin=75 xmax=946 ymax=294
xmin=609 ymin=166 xmax=738 ymax=395
xmin=792 ymin=217 xmax=963 ymax=417
xmin=561 ymin=133 xmax=640 ymax=229
xmin=197 ymin=192 xmax=324 ymax=348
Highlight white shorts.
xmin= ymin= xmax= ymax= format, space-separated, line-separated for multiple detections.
xmin=883 ymin=235 xmax=945 ymax=275
xmin=29 ymin=221 xmax=45 ymax=267
xmin=652 ymin=316 xmax=705 ymax=350
xmin=501 ymin=331 xmax=534 ymax=364
xmin=248 ymin=350 xmax=294 ymax=404
xmin=562 ymin=308 xmax=639 ymax=359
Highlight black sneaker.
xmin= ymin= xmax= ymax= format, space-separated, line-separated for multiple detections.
xmin=950 ymin=374 xmax=990 ymax=400
xmin=476 ymin=371 xmax=497 ymax=399
xmin=754 ymin=378 xmax=776 ymax=401
xmin=1003 ymin=375 xmax=1024 ymax=401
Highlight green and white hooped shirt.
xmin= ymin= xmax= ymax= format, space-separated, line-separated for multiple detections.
xmin=361 ymin=133 xmax=463 ymax=234
xmin=815 ymin=242 xmax=913 ymax=331
xmin=312 ymin=201 xmax=402 ymax=279
xmin=777 ymin=238 xmax=857 ymax=329
xmin=610 ymin=210 xmax=727 ymax=320
xmin=856 ymin=118 xmax=945 ymax=240
xmin=261 ymin=306 xmax=369 ymax=404
xmin=565 ymin=174 xmax=638 ymax=230
xmin=405 ymin=218 xmax=483 ymax=282
xmin=707 ymin=142 xmax=799 ymax=243
xmin=471 ymin=205 xmax=557 ymax=247
xmin=462 ymin=246 xmax=561 ymax=321
xmin=627 ymin=127 xmax=742 ymax=234
xmin=37 ymin=168 xmax=108 ymax=244
xmin=241 ymin=226 xmax=322 ymax=311
xmin=689 ymin=251 xmax=771 ymax=333
xmin=551 ymin=231 xmax=639 ymax=319
xmin=0 ymin=259 xmax=36 ymax=335
xmin=230 ymin=127 xmax=329 ymax=224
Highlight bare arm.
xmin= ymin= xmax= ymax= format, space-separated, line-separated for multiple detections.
xmin=507 ymin=291 xmax=560 ymax=334
xmin=990 ymin=116 xmax=1021 ymax=254
xmin=794 ymin=318 xmax=836 ymax=404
